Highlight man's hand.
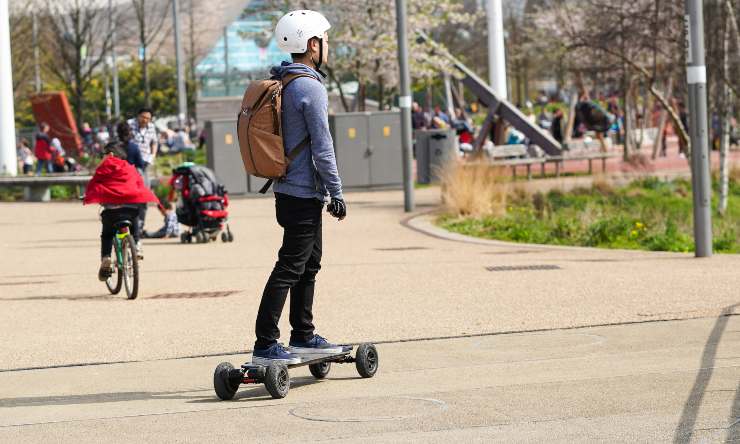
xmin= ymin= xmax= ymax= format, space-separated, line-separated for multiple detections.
xmin=327 ymin=197 xmax=346 ymax=221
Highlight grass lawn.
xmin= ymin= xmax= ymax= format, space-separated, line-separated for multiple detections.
xmin=438 ymin=177 xmax=740 ymax=254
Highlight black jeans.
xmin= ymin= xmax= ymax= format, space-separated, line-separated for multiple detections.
xmin=100 ymin=207 xmax=141 ymax=258
xmin=254 ymin=193 xmax=323 ymax=350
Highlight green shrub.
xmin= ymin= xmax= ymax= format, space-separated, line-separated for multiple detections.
xmin=0 ymin=187 xmax=23 ymax=201
xmin=50 ymin=185 xmax=78 ymax=201
xmin=439 ymin=176 xmax=739 ymax=254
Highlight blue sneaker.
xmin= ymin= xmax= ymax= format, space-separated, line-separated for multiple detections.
xmin=289 ymin=334 xmax=344 ymax=355
xmin=252 ymin=343 xmax=301 ymax=365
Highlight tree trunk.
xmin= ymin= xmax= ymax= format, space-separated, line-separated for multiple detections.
xmin=634 ymin=81 xmax=645 ymax=150
xmin=377 ymin=76 xmax=385 ymax=111
xmin=456 ymin=78 xmax=466 ymax=110
xmin=564 ymin=91 xmax=578 ymax=145
xmin=358 ymin=82 xmax=366 ymax=112
xmin=426 ymin=82 xmax=433 ymax=115
xmin=188 ymin=0 xmax=197 ymax=120
xmin=719 ymin=13 xmax=732 ymax=216
xmin=652 ymin=77 xmax=674 ymax=159
xmin=142 ymin=45 xmax=150 ymax=108
xmin=327 ymin=67 xmax=349 ymax=112
xmin=443 ymin=72 xmax=454 ymax=119
xmin=622 ymin=77 xmax=632 ymax=161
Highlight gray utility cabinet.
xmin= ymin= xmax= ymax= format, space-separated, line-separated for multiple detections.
xmin=205 ymin=119 xmax=269 ymax=194
xmin=330 ymin=111 xmax=402 ymax=188
xmin=415 ymin=129 xmax=458 ymax=184
xmin=207 ymin=111 xmax=403 ymax=195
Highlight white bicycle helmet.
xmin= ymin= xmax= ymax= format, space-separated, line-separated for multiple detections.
xmin=275 ymin=10 xmax=331 ymax=54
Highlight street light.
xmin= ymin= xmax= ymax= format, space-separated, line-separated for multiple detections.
xmin=684 ymin=0 xmax=713 ymax=257
xmin=395 ymin=0 xmax=414 ymax=212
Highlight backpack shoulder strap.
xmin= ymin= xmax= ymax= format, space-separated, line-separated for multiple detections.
xmin=287 ymin=136 xmax=310 ymax=161
xmin=257 ymin=137 xmax=311 ymax=194
xmin=281 ymin=73 xmax=318 ymax=89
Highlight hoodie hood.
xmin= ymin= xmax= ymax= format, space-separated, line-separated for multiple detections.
xmin=270 ymin=61 xmax=323 ymax=83
xmin=84 ymin=155 xmax=159 ymax=205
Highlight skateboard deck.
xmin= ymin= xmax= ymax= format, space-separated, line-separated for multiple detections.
xmin=243 ymin=345 xmax=354 ymax=370
xmin=214 ymin=343 xmax=378 ymax=400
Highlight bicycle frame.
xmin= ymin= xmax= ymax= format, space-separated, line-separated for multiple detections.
xmin=114 ymin=227 xmax=130 ymax=266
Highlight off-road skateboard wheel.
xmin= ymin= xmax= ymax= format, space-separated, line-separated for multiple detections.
xmin=264 ymin=363 xmax=290 ymax=399
xmin=309 ymin=361 xmax=331 ymax=379
xmin=355 ymin=343 xmax=378 ymax=378
xmin=214 ymin=362 xmax=239 ymax=400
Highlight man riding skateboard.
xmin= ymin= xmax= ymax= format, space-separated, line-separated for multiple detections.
xmin=251 ymin=10 xmax=347 ymax=365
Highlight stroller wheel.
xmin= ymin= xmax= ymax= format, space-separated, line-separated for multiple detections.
xmin=221 ymin=232 xmax=228 ymax=243
xmin=196 ymin=231 xmax=207 ymax=243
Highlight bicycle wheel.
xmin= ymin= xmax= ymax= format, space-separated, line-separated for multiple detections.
xmin=105 ymin=241 xmax=123 ymax=295
xmin=122 ymin=235 xmax=139 ymax=300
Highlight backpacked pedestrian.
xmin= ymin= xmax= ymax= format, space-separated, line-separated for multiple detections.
xmin=249 ymin=9 xmax=347 ymax=365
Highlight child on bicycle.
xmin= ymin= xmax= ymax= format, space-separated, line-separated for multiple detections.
xmin=83 ymin=142 xmax=158 ymax=281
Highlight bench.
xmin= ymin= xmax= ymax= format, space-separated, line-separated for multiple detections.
xmin=0 ymin=175 xmax=92 ymax=202
xmin=490 ymin=151 xmax=621 ymax=180
xmin=487 ymin=144 xmax=529 ymax=159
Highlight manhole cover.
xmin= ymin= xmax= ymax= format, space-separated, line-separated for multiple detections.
xmin=486 ymin=264 xmax=561 ymax=271
xmin=289 ymin=396 xmax=447 ymax=422
xmin=375 ymin=247 xmax=429 ymax=251
xmin=147 ymin=291 xmax=238 ymax=300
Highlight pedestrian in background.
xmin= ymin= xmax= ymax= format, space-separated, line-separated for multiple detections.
xmin=17 ymin=138 xmax=34 ymax=175
xmin=127 ymin=108 xmax=159 ymax=233
xmin=34 ymin=122 xmax=52 ymax=175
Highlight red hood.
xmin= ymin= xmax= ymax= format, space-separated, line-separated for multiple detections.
xmin=83 ymin=156 xmax=159 ymax=205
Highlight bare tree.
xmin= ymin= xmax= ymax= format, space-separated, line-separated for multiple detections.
xmin=9 ymin=5 xmax=34 ymax=100
xmin=130 ymin=0 xmax=172 ymax=107
xmin=253 ymin=0 xmax=472 ymax=112
xmin=45 ymin=0 xmax=114 ymax=130
xmin=534 ymin=0 xmax=690 ymax=158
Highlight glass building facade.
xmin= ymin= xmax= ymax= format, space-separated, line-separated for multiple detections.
xmin=197 ymin=7 xmax=289 ymax=97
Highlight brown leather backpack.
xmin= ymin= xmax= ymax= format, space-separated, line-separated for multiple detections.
xmin=236 ymin=73 xmax=315 ymax=193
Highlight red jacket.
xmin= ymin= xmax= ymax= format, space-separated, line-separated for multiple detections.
xmin=34 ymin=135 xmax=52 ymax=161
xmin=83 ymin=156 xmax=158 ymax=205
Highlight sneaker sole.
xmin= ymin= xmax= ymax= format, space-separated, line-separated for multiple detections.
xmin=251 ymin=356 xmax=301 ymax=366
xmin=288 ymin=346 xmax=345 ymax=355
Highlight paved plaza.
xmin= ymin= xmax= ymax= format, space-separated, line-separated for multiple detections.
xmin=0 ymin=187 xmax=738 ymax=442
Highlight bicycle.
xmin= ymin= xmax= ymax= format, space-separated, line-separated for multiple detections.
xmin=105 ymin=220 xmax=139 ymax=300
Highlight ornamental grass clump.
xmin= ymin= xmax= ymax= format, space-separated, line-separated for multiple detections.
xmin=439 ymin=159 xmax=509 ymax=218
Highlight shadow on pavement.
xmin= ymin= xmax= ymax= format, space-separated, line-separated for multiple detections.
xmin=673 ymin=303 xmax=739 ymax=443
xmin=187 ymin=376 xmax=325 ymax=403
xmin=0 ymin=389 xmax=208 ymax=408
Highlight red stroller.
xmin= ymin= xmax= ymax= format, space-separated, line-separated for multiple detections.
xmin=169 ymin=163 xmax=234 ymax=243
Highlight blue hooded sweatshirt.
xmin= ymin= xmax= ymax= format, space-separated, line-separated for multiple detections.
xmin=270 ymin=62 xmax=343 ymax=201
